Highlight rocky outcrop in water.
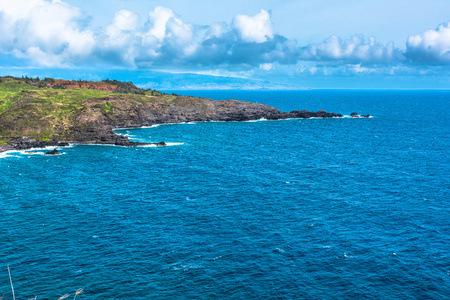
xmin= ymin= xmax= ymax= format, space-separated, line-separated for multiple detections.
xmin=289 ymin=110 xmax=343 ymax=118
xmin=0 ymin=77 xmax=370 ymax=152
xmin=350 ymin=112 xmax=371 ymax=118
xmin=44 ymin=149 xmax=60 ymax=155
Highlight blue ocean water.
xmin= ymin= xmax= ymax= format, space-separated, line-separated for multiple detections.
xmin=1 ymin=90 xmax=449 ymax=299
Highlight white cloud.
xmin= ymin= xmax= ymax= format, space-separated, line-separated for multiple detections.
xmin=0 ymin=0 xmax=95 ymax=67
xmin=349 ymin=64 xmax=374 ymax=74
xmin=206 ymin=23 xmax=227 ymax=39
xmin=405 ymin=22 xmax=450 ymax=64
xmin=166 ymin=17 xmax=193 ymax=44
xmin=100 ymin=10 xmax=140 ymax=66
xmin=0 ymin=0 xmax=448 ymax=75
xmin=143 ymin=6 xmax=192 ymax=44
xmin=233 ymin=9 xmax=274 ymax=43
xmin=140 ymin=6 xmax=194 ymax=61
xmin=301 ymin=34 xmax=403 ymax=64
xmin=309 ymin=67 xmax=318 ymax=75
xmin=110 ymin=9 xmax=139 ymax=32
xmin=259 ymin=63 xmax=273 ymax=71
xmin=104 ymin=10 xmax=139 ymax=47
xmin=146 ymin=6 xmax=175 ymax=42
xmin=15 ymin=46 xmax=66 ymax=67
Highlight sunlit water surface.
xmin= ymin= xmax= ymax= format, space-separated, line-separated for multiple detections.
xmin=1 ymin=90 xmax=449 ymax=299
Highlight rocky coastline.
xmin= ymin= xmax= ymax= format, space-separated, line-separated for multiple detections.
xmin=0 ymin=77 xmax=370 ymax=153
xmin=0 ymin=107 xmax=369 ymax=153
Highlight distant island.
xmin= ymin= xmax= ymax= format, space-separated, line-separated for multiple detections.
xmin=0 ymin=76 xmax=369 ymax=153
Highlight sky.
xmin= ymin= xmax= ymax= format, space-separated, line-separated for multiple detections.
xmin=0 ymin=0 xmax=449 ymax=89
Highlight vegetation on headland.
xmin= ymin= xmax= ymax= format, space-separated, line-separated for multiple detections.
xmin=0 ymin=76 xmax=182 ymax=147
xmin=0 ymin=76 xmax=349 ymax=151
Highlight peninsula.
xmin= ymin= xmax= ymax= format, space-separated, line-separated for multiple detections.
xmin=0 ymin=76 xmax=369 ymax=152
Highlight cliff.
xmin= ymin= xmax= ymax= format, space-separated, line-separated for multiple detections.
xmin=0 ymin=76 xmax=348 ymax=152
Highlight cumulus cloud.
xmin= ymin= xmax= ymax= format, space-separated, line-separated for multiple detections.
xmin=0 ymin=0 xmax=448 ymax=73
xmin=405 ymin=22 xmax=450 ymax=64
xmin=233 ymin=9 xmax=274 ymax=43
xmin=0 ymin=0 xmax=95 ymax=67
xmin=138 ymin=6 xmax=194 ymax=64
xmin=259 ymin=63 xmax=273 ymax=71
xmin=100 ymin=10 xmax=140 ymax=65
xmin=299 ymin=35 xmax=404 ymax=64
xmin=147 ymin=6 xmax=175 ymax=41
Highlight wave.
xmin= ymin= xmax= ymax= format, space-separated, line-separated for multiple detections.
xmin=24 ymin=151 xmax=45 ymax=156
xmin=116 ymin=122 xmax=198 ymax=131
xmin=139 ymin=142 xmax=185 ymax=147
xmin=245 ymin=117 xmax=268 ymax=122
xmin=0 ymin=151 xmax=18 ymax=159
xmin=0 ymin=145 xmax=71 ymax=159
xmin=22 ymin=146 xmax=68 ymax=157
xmin=342 ymin=115 xmax=374 ymax=118
xmin=115 ymin=115 xmax=370 ymax=133
xmin=72 ymin=142 xmax=185 ymax=148
xmin=121 ymin=124 xmax=161 ymax=129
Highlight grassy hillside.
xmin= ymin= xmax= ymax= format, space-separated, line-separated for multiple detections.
xmin=0 ymin=76 xmax=342 ymax=151
xmin=0 ymin=76 xmax=177 ymax=145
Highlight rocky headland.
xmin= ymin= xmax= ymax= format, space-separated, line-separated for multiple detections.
xmin=0 ymin=76 xmax=369 ymax=153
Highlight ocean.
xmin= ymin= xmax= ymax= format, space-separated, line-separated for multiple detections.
xmin=1 ymin=90 xmax=449 ymax=299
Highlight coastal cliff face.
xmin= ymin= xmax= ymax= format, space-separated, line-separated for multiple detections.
xmin=0 ymin=77 xmax=344 ymax=151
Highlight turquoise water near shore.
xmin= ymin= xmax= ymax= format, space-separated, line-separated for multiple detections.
xmin=1 ymin=90 xmax=449 ymax=299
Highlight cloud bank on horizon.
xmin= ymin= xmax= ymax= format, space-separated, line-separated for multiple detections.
xmin=0 ymin=0 xmax=449 ymax=87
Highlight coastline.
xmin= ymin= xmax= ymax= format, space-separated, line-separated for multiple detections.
xmin=0 ymin=114 xmax=373 ymax=155
xmin=1 ymin=77 xmax=373 ymax=154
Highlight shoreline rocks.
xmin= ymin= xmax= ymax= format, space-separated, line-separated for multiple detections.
xmin=0 ymin=78 xmax=371 ymax=154
xmin=44 ymin=149 xmax=60 ymax=155
xmin=289 ymin=110 xmax=343 ymax=118
xmin=1 ymin=97 xmax=370 ymax=153
xmin=350 ymin=112 xmax=371 ymax=118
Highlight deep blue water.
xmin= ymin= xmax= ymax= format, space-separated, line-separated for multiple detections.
xmin=1 ymin=90 xmax=449 ymax=299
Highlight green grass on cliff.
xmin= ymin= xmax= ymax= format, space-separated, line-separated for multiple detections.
xmin=0 ymin=77 xmax=172 ymax=144
xmin=0 ymin=77 xmax=211 ymax=146
xmin=0 ymin=79 xmax=110 ymax=112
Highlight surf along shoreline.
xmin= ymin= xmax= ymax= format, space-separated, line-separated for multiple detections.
xmin=0 ymin=111 xmax=372 ymax=156
xmin=0 ymin=76 xmax=370 ymax=154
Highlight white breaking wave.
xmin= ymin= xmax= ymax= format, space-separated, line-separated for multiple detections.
xmin=0 ymin=145 xmax=71 ymax=159
xmin=24 ymin=151 xmax=45 ymax=156
xmin=342 ymin=115 xmax=374 ymax=118
xmin=244 ymin=118 xmax=268 ymax=122
xmin=126 ymin=124 xmax=160 ymax=129
xmin=0 ymin=151 xmax=17 ymax=159
xmin=139 ymin=142 xmax=185 ymax=147
xmin=72 ymin=142 xmax=184 ymax=148
xmin=165 ymin=142 xmax=184 ymax=146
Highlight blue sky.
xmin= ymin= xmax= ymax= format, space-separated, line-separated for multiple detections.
xmin=0 ymin=0 xmax=449 ymax=89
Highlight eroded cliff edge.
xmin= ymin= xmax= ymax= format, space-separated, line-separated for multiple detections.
xmin=0 ymin=77 xmax=362 ymax=152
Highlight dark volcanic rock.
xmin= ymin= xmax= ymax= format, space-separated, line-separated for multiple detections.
xmin=9 ymin=137 xmax=59 ymax=150
xmin=0 ymin=88 xmax=370 ymax=152
xmin=351 ymin=112 xmax=371 ymax=118
xmin=289 ymin=110 xmax=343 ymax=118
xmin=44 ymin=149 xmax=59 ymax=155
